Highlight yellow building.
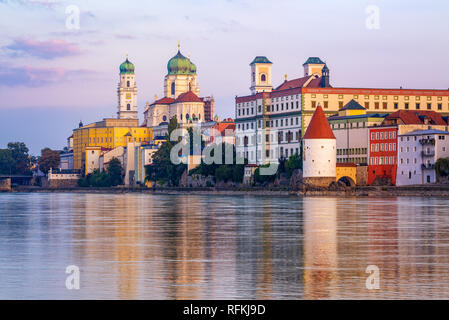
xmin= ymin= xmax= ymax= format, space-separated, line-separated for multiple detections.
xmin=73 ymin=118 xmax=152 ymax=171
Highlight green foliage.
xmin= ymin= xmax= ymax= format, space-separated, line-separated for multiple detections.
xmin=146 ymin=115 xmax=187 ymax=186
xmin=39 ymin=148 xmax=60 ymax=174
xmin=0 ymin=142 xmax=32 ymax=175
xmin=78 ymin=158 xmax=123 ymax=187
xmin=285 ymin=153 xmax=302 ymax=177
xmin=254 ymin=164 xmax=277 ymax=184
xmin=436 ymin=157 xmax=449 ymax=177
xmin=107 ymin=157 xmax=123 ymax=186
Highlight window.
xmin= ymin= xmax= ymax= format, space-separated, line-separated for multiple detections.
xmin=405 ymin=103 xmax=409 ymax=109
xmin=438 ymin=103 xmax=442 ymax=110
xmin=171 ymin=82 xmax=175 ymax=95
xmin=375 ymin=102 xmax=379 ymax=109
xmin=427 ymin=103 xmax=432 ymax=110
xmin=416 ymin=103 xmax=420 ymax=110
xmin=312 ymin=101 xmax=316 ymax=108
xmin=127 ymin=103 xmax=130 ymax=110
xmin=127 ymin=81 xmax=130 ymax=87
xmin=365 ymin=102 xmax=370 ymax=109
xmin=394 ymin=103 xmax=398 ymax=109
xmin=261 ymin=74 xmax=266 ymax=82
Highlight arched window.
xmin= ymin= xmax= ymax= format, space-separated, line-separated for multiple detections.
xmin=171 ymin=82 xmax=175 ymax=95
xmin=261 ymin=74 xmax=266 ymax=82
xmin=127 ymin=81 xmax=130 ymax=87
xmin=127 ymin=103 xmax=130 ymax=110
xmin=162 ymin=115 xmax=167 ymax=122
xmin=186 ymin=113 xmax=189 ymax=120
xmin=180 ymin=114 xmax=183 ymax=120
xmin=198 ymin=113 xmax=201 ymax=120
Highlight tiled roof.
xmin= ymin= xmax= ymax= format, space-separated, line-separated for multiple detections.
xmin=340 ymin=99 xmax=365 ymax=111
xmin=173 ymin=91 xmax=203 ymax=103
xmin=400 ymin=129 xmax=449 ymax=136
xmin=385 ymin=110 xmax=447 ymax=125
xmin=275 ymin=76 xmax=319 ymax=91
xmin=151 ymin=97 xmax=175 ymax=105
xmin=303 ymin=105 xmax=336 ymax=140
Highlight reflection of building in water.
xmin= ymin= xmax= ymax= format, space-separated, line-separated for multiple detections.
xmin=303 ymin=198 xmax=337 ymax=299
xmin=161 ymin=196 xmax=206 ymax=299
xmin=70 ymin=194 xmax=142 ymax=299
xmin=234 ymin=197 xmax=303 ymax=299
xmin=112 ymin=195 xmax=140 ymax=299
xmin=397 ymin=199 xmax=449 ymax=299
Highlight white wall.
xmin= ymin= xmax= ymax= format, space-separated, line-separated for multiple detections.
xmin=303 ymin=139 xmax=336 ymax=178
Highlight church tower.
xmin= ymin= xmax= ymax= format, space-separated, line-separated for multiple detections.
xmin=117 ymin=55 xmax=138 ymax=120
xmin=303 ymin=105 xmax=336 ymax=187
xmin=303 ymin=57 xmax=326 ymax=77
xmin=249 ymin=56 xmax=272 ymax=94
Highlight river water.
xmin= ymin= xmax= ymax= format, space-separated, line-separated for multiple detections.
xmin=0 ymin=192 xmax=449 ymax=299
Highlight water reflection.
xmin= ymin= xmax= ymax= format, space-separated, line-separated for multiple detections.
xmin=0 ymin=193 xmax=449 ymax=299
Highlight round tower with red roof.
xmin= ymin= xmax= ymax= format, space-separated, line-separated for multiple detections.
xmin=303 ymin=105 xmax=336 ymax=187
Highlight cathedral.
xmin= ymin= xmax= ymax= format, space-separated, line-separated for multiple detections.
xmin=142 ymin=44 xmax=215 ymax=136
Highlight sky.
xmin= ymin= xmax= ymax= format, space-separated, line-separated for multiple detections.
xmin=0 ymin=0 xmax=449 ymax=155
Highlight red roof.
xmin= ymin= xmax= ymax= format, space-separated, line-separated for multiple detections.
xmin=173 ymin=91 xmax=203 ymax=103
xmin=151 ymin=97 xmax=175 ymax=105
xmin=384 ymin=110 xmax=447 ymax=126
xmin=303 ymin=105 xmax=336 ymax=139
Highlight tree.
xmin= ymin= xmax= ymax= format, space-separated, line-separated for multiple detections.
xmin=0 ymin=142 xmax=32 ymax=175
xmin=0 ymin=149 xmax=14 ymax=174
xmin=285 ymin=153 xmax=302 ymax=177
xmin=39 ymin=148 xmax=60 ymax=174
xmin=108 ymin=157 xmax=123 ymax=186
xmin=436 ymin=157 xmax=449 ymax=177
xmin=147 ymin=116 xmax=187 ymax=186
xmin=254 ymin=164 xmax=277 ymax=184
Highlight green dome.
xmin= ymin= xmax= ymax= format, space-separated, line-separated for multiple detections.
xmin=167 ymin=50 xmax=196 ymax=75
xmin=120 ymin=58 xmax=135 ymax=74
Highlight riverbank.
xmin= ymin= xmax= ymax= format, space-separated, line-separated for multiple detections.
xmin=7 ymin=184 xmax=449 ymax=197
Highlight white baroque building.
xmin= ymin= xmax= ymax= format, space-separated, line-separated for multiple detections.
xmin=235 ymin=56 xmax=331 ymax=164
xmin=143 ymin=45 xmax=214 ymax=136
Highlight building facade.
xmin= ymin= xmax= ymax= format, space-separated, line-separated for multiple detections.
xmin=368 ymin=126 xmax=398 ymax=185
xmin=328 ymin=99 xmax=387 ymax=164
xmin=396 ymin=130 xmax=449 ymax=185
xmin=143 ymin=45 xmax=215 ymax=136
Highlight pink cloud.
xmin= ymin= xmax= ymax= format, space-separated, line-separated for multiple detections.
xmin=5 ymin=38 xmax=81 ymax=59
xmin=0 ymin=65 xmax=94 ymax=87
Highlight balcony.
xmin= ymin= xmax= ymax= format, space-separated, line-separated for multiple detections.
xmin=421 ymin=150 xmax=435 ymax=157
xmin=421 ymin=163 xmax=435 ymax=170
xmin=419 ymin=138 xmax=435 ymax=145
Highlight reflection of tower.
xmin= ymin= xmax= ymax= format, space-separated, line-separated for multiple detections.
xmin=117 ymin=55 xmax=138 ymax=119
xmin=303 ymin=198 xmax=337 ymax=299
